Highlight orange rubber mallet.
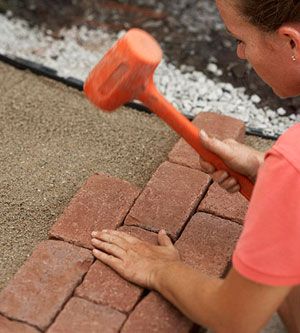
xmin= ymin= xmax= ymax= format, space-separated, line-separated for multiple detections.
xmin=84 ymin=28 xmax=254 ymax=200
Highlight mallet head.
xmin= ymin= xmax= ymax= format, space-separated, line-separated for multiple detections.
xmin=84 ymin=28 xmax=163 ymax=111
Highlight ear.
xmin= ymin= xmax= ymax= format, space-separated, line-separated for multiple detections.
xmin=278 ymin=24 xmax=300 ymax=55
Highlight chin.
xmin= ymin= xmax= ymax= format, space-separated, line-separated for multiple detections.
xmin=271 ymin=87 xmax=293 ymax=99
xmin=271 ymin=83 xmax=300 ymax=98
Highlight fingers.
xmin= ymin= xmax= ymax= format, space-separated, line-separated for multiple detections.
xmin=92 ymin=230 xmax=138 ymax=248
xmin=212 ymin=171 xmax=240 ymax=193
xmin=157 ymin=229 xmax=173 ymax=247
xmin=91 ymin=238 xmax=126 ymax=259
xmin=200 ymin=130 xmax=233 ymax=159
xmin=92 ymin=249 xmax=123 ymax=271
xmin=92 ymin=231 xmax=129 ymax=251
xmin=219 ymin=176 xmax=238 ymax=189
xmin=111 ymin=230 xmax=141 ymax=244
xmin=199 ymin=158 xmax=215 ymax=174
xmin=199 ymin=130 xmax=232 ymax=176
xmin=212 ymin=170 xmax=229 ymax=183
xmin=227 ymin=184 xmax=240 ymax=193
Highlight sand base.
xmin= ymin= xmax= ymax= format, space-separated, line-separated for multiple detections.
xmin=0 ymin=62 xmax=274 ymax=291
xmin=0 ymin=62 xmax=180 ymax=290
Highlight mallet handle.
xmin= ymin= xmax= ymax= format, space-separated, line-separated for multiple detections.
xmin=139 ymin=79 xmax=254 ymax=200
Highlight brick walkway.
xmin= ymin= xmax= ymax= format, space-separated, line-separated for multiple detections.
xmin=0 ymin=112 xmax=249 ymax=332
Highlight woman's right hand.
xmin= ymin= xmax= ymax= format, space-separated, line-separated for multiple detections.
xmin=199 ymin=130 xmax=265 ymax=193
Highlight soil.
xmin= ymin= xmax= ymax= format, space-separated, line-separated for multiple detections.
xmin=1 ymin=0 xmax=300 ymax=116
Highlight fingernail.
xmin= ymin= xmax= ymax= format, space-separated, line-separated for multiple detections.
xmin=102 ymin=229 xmax=108 ymax=233
xmin=161 ymin=229 xmax=166 ymax=234
xmin=220 ymin=172 xmax=228 ymax=182
xmin=200 ymin=129 xmax=208 ymax=140
xmin=91 ymin=231 xmax=97 ymax=237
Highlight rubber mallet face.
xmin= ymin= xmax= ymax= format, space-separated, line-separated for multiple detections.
xmin=84 ymin=28 xmax=163 ymax=111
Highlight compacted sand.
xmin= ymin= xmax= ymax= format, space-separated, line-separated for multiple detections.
xmin=0 ymin=62 xmax=275 ymax=291
xmin=0 ymin=62 xmax=180 ymax=290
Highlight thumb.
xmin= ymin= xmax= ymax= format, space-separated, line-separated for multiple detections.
xmin=200 ymin=130 xmax=233 ymax=160
xmin=158 ymin=230 xmax=173 ymax=247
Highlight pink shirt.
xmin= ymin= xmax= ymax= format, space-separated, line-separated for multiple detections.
xmin=233 ymin=123 xmax=300 ymax=286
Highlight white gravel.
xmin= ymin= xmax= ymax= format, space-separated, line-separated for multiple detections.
xmin=0 ymin=13 xmax=298 ymax=137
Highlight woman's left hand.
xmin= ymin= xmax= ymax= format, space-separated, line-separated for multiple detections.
xmin=91 ymin=229 xmax=181 ymax=289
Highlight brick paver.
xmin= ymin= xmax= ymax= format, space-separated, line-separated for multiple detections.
xmin=125 ymin=161 xmax=211 ymax=239
xmin=0 ymin=315 xmax=39 ymax=333
xmin=121 ymin=292 xmax=195 ymax=333
xmin=0 ymin=240 xmax=93 ymax=330
xmin=1 ymin=111 xmax=252 ymax=332
xmin=47 ymin=297 xmax=126 ymax=333
xmin=175 ymin=212 xmax=242 ymax=277
xmin=76 ymin=226 xmax=158 ymax=313
xmin=118 ymin=225 xmax=159 ymax=245
xmin=49 ymin=173 xmax=140 ymax=249
xmin=198 ymin=182 xmax=248 ymax=224
xmin=75 ymin=260 xmax=142 ymax=313
xmin=168 ymin=112 xmax=245 ymax=169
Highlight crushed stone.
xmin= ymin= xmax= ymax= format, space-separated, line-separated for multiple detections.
xmin=0 ymin=13 xmax=299 ymax=137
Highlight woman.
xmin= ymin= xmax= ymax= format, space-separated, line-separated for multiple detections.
xmin=91 ymin=1 xmax=300 ymax=332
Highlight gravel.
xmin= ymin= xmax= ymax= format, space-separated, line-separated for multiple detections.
xmin=0 ymin=12 xmax=299 ymax=137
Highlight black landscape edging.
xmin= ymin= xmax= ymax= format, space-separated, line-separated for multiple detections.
xmin=0 ymin=53 xmax=278 ymax=140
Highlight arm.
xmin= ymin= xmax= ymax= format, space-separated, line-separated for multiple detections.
xmin=154 ymin=263 xmax=291 ymax=333
xmin=91 ymin=229 xmax=291 ymax=333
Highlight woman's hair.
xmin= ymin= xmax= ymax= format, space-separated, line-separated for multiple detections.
xmin=234 ymin=0 xmax=300 ymax=31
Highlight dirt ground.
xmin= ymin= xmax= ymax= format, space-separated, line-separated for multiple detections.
xmin=0 ymin=62 xmax=274 ymax=292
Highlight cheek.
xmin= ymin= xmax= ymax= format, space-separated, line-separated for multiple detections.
xmin=239 ymin=39 xmax=297 ymax=96
xmin=241 ymin=36 xmax=267 ymax=63
xmin=250 ymin=57 xmax=292 ymax=96
xmin=243 ymin=44 xmax=261 ymax=63
xmin=251 ymin=61 xmax=276 ymax=84
xmin=244 ymin=46 xmax=271 ymax=77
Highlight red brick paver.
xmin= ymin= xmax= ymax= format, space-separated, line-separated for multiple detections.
xmin=0 ymin=315 xmax=39 ymax=333
xmin=76 ymin=227 xmax=158 ymax=313
xmin=1 ymin=112 xmax=249 ymax=333
xmin=0 ymin=240 xmax=93 ymax=330
xmin=49 ymin=173 xmax=140 ymax=249
xmin=168 ymin=112 xmax=245 ymax=169
xmin=125 ymin=161 xmax=211 ymax=239
xmin=75 ymin=260 xmax=142 ymax=313
xmin=175 ymin=212 xmax=242 ymax=277
xmin=198 ymin=182 xmax=248 ymax=224
xmin=118 ymin=225 xmax=159 ymax=244
xmin=47 ymin=297 xmax=126 ymax=333
xmin=121 ymin=292 xmax=194 ymax=333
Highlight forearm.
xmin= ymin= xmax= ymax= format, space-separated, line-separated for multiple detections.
xmin=256 ymin=150 xmax=265 ymax=166
xmin=249 ymin=149 xmax=266 ymax=182
xmin=153 ymin=261 xmax=224 ymax=330
xmin=153 ymin=261 xmax=289 ymax=333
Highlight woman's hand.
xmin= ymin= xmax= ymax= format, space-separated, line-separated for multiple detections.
xmin=199 ymin=130 xmax=265 ymax=193
xmin=91 ymin=229 xmax=181 ymax=289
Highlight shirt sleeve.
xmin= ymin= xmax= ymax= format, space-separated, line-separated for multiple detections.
xmin=232 ymin=148 xmax=300 ymax=286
